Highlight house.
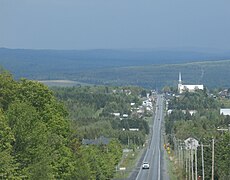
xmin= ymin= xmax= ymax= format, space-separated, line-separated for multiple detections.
xmin=182 ymin=110 xmax=197 ymax=115
xmin=123 ymin=128 xmax=139 ymax=131
xmin=220 ymin=108 xmax=230 ymax=116
xmin=167 ymin=109 xmax=197 ymax=116
xmin=184 ymin=137 xmax=199 ymax=150
xmin=142 ymin=100 xmax=152 ymax=107
xmin=130 ymin=102 xmax=136 ymax=106
xmin=82 ymin=136 xmax=111 ymax=145
xmin=167 ymin=109 xmax=173 ymax=115
xmin=112 ymin=112 xmax=120 ymax=117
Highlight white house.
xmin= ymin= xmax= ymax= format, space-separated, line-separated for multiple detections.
xmin=167 ymin=109 xmax=173 ymax=115
xmin=112 ymin=113 xmax=120 ymax=117
xmin=184 ymin=137 xmax=199 ymax=150
xmin=182 ymin=110 xmax=197 ymax=115
xmin=220 ymin=108 xmax=230 ymax=115
xmin=130 ymin=102 xmax=135 ymax=106
xmin=167 ymin=109 xmax=197 ymax=115
xmin=178 ymin=72 xmax=204 ymax=94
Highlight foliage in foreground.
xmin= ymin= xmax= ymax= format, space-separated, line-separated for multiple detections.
xmin=0 ymin=71 xmax=122 ymax=179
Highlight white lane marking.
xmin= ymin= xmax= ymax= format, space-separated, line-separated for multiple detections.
xmin=158 ymin=147 xmax=161 ymax=180
xmin=136 ymin=148 xmax=149 ymax=180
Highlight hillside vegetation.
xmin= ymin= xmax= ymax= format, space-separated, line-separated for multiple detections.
xmin=0 ymin=69 xmax=153 ymax=179
xmin=0 ymin=71 xmax=128 ymax=179
xmin=1 ymin=48 xmax=230 ymax=89
xmin=76 ymin=60 xmax=230 ymax=89
xmin=165 ymin=90 xmax=230 ymax=179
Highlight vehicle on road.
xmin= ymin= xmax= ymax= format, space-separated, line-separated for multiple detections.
xmin=142 ymin=162 xmax=150 ymax=169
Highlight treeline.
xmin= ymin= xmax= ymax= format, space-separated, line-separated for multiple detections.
xmin=165 ymin=90 xmax=230 ymax=179
xmin=52 ymin=86 xmax=150 ymax=147
xmin=58 ymin=60 xmax=230 ymax=89
xmin=2 ymin=48 xmax=229 ymax=81
xmin=2 ymin=48 xmax=230 ymax=89
xmin=0 ymin=70 xmax=123 ymax=179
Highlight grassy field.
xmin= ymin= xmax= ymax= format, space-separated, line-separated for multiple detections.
xmin=38 ymin=80 xmax=92 ymax=87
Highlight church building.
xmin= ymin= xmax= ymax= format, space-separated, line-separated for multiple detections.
xmin=178 ymin=72 xmax=204 ymax=94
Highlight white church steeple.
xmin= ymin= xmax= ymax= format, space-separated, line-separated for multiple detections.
xmin=177 ymin=72 xmax=204 ymax=94
xmin=179 ymin=72 xmax=182 ymax=85
xmin=178 ymin=72 xmax=183 ymax=93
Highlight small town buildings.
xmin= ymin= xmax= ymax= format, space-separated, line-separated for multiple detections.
xmin=178 ymin=72 xmax=204 ymax=94
xmin=167 ymin=109 xmax=197 ymax=116
xmin=220 ymin=108 xmax=230 ymax=116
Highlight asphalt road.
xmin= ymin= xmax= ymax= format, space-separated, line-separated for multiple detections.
xmin=135 ymin=94 xmax=169 ymax=180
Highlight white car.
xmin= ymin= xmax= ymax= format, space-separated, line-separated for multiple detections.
xmin=142 ymin=162 xmax=150 ymax=169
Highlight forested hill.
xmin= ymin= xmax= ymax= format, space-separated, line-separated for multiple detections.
xmin=1 ymin=48 xmax=230 ymax=89
xmin=1 ymin=47 xmax=230 ymax=78
xmin=76 ymin=60 xmax=230 ymax=89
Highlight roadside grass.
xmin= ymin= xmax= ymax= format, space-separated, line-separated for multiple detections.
xmin=143 ymin=116 xmax=152 ymax=123
xmin=114 ymin=111 xmax=154 ymax=179
xmin=114 ymin=147 xmax=144 ymax=179
xmin=166 ymin=152 xmax=184 ymax=180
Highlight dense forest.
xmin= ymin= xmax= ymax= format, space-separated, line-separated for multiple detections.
xmin=165 ymin=90 xmax=230 ymax=179
xmin=74 ymin=60 xmax=230 ymax=89
xmin=1 ymin=48 xmax=230 ymax=89
xmin=0 ymin=69 xmax=152 ymax=179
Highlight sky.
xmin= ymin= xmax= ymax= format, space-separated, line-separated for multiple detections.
xmin=1 ymin=0 xmax=230 ymax=50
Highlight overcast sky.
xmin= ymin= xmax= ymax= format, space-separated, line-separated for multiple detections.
xmin=1 ymin=0 xmax=230 ymax=50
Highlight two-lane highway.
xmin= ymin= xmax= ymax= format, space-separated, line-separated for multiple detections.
xmin=136 ymin=94 xmax=168 ymax=180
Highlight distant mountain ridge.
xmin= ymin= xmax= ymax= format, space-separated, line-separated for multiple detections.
xmin=1 ymin=47 xmax=230 ymax=67
xmin=1 ymin=48 xmax=230 ymax=88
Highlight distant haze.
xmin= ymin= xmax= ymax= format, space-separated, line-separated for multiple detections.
xmin=1 ymin=0 xmax=230 ymax=50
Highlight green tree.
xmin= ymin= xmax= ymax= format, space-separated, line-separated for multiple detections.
xmin=6 ymin=101 xmax=53 ymax=178
xmin=215 ymin=133 xmax=230 ymax=179
xmin=17 ymin=79 xmax=54 ymax=112
xmin=0 ymin=72 xmax=18 ymax=110
xmin=0 ymin=109 xmax=18 ymax=178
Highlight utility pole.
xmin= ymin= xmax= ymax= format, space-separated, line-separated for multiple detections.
xmin=185 ymin=138 xmax=199 ymax=180
xmin=211 ymin=138 xmax=215 ymax=180
xmin=189 ymin=149 xmax=191 ymax=180
xmin=201 ymin=143 xmax=204 ymax=180
xmin=186 ymin=150 xmax=188 ymax=180
xmin=181 ymin=145 xmax=184 ymax=168
xmin=191 ymin=147 xmax=194 ymax=180
xmin=195 ymin=148 xmax=198 ymax=180
xmin=178 ymin=145 xmax=181 ymax=166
